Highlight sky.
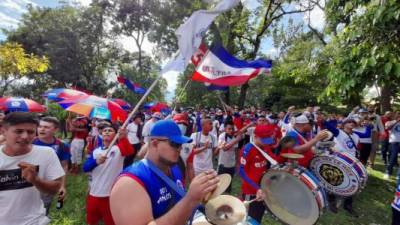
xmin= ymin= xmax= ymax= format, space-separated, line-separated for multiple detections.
xmin=0 ymin=0 xmax=325 ymax=101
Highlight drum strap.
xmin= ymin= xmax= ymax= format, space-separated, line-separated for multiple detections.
xmin=344 ymin=132 xmax=359 ymax=152
xmin=143 ymin=159 xmax=198 ymax=225
xmin=250 ymin=141 xmax=278 ymax=165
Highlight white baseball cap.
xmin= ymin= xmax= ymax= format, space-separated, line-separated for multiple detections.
xmin=294 ymin=115 xmax=310 ymax=124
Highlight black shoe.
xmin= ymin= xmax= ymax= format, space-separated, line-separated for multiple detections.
xmin=344 ymin=206 xmax=359 ymax=218
xmin=329 ymin=204 xmax=338 ymax=214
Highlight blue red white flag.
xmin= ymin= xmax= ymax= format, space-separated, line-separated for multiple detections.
xmin=191 ymin=43 xmax=272 ymax=86
xmin=117 ymin=75 xmax=146 ymax=95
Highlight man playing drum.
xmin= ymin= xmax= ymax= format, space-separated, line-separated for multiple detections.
xmin=239 ymin=124 xmax=277 ymax=223
xmin=285 ymin=115 xmax=328 ymax=168
xmin=110 ymin=120 xmax=220 ymax=225
xmin=322 ymin=118 xmax=360 ymax=216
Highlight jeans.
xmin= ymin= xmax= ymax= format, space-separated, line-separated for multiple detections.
xmin=387 ymin=142 xmax=400 ymax=175
xmin=243 ymin=194 xmax=266 ymax=224
xmin=393 ymin=207 xmax=400 ymax=225
xmin=381 ymin=140 xmax=390 ymax=164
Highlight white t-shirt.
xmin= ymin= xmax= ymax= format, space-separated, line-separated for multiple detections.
xmin=190 ymin=132 xmax=217 ymax=175
xmin=211 ymin=120 xmax=220 ymax=137
xmin=0 ymin=145 xmax=65 ymax=225
xmin=127 ymin=122 xmax=140 ymax=144
xmin=142 ymin=119 xmax=156 ymax=144
xmin=218 ymin=133 xmax=238 ymax=168
xmin=90 ymin=145 xmax=125 ymax=197
xmin=333 ymin=130 xmax=360 ymax=156
xmin=387 ymin=121 xmax=400 ymax=143
xmin=180 ymin=143 xmax=193 ymax=167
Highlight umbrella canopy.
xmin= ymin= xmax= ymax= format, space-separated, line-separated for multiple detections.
xmin=58 ymin=95 xmax=127 ymax=121
xmin=143 ymin=102 xmax=169 ymax=112
xmin=0 ymin=97 xmax=46 ymax=113
xmin=111 ymin=98 xmax=132 ymax=111
xmin=43 ymin=88 xmax=88 ymax=102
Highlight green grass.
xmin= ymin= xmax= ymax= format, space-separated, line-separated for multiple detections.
xmin=49 ymin=158 xmax=397 ymax=225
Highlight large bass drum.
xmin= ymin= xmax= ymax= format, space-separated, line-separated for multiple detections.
xmin=309 ymin=151 xmax=368 ymax=197
xmin=260 ymin=165 xmax=327 ymax=225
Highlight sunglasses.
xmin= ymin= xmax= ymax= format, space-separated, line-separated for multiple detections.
xmin=156 ymin=139 xmax=182 ymax=149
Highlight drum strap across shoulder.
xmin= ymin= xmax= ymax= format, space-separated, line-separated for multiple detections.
xmin=344 ymin=132 xmax=359 ymax=151
xmin=143 ymin=159 xmax=199 ymax=225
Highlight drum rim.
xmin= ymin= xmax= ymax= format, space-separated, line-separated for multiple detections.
xmin=261 ymin=169 xmax=321 ymax=225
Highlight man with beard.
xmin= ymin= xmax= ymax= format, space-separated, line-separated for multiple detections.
xmin=110 ymin=120 xmax=219 ymax=225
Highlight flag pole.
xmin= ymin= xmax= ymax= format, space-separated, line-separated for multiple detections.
xmin=172 ymin=79 xmax=191 ymax=112
xmin=105 ymin=74 xmax=163 ymax=155
xmin=217 ymin=94 xmax=228 ymax=115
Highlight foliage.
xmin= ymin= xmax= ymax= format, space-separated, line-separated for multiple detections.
xmin=6 ymin=3 xmax=119 ymax=96
xmin=0 ymin=42 xmax=49 ymax=95
xmin=323 ymin=0 xmax=400 ymax=108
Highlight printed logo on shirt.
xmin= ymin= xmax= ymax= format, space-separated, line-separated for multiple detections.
xmin=176 ymin=180 xmax=184 ymax=190
xmin=346 ymin=139 xmax=354 ymax=149
xmin=157 ymin=187 xmax=172 ymax=205
xmin=394 ymin=125 xmax=400 ymax=133
xmin=240 ymin=157 xmax=247 ymax=165
xmin=0 ymin=166 xmax=39 ymax=191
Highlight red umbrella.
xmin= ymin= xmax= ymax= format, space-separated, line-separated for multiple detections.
xmin=0 ymin=97 xmax=46 ymax=113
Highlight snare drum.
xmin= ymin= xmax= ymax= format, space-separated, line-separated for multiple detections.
xmin=260 ymin=165 xmax=327 ymax=225
xmin=310 ymin=151 xmax=368 ymax=197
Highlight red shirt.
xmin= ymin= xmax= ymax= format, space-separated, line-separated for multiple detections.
xmin=286 ymin=130 xmax=314 ymax=168
xmin=239 ymin=143 xmax=276 ymax=195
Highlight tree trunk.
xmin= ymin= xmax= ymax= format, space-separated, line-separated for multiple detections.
xmin=380 ymin=84 xmax=392 ymax=112
xmin=238 ymin=82 xmax=249 ymax=108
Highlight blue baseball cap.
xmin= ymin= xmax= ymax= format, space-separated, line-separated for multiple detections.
xmin=150 ymin=120 xmax=192 ymax=144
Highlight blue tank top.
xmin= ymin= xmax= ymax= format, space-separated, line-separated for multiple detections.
xmin=122 ymin=160 xmax=184 ymax=219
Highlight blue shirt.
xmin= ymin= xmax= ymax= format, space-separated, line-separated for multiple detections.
xmin=32 ymin=138 xmax=71 ymax=162
xmin=122 ymin=160 xmax=184 ymax=219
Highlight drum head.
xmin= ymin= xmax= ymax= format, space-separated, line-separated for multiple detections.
xmin=261 ymin=171 xmax=319 ymax=225
xmin=310 ymin=155 xmax=360 ymax=196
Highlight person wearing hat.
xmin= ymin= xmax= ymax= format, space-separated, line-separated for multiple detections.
xmin=239 ymin=124 xmax=278 ymax=223
xmin=322 ymin=118 xmax=361 ymax=216
xmin=83 ymin=124 xmax=134 ymax=225
xmin=285 ymin=114 xmax=328 ymax=168
xmin=142 ymin=112 xmax=162 ymax=144
xmin=110 ymin=120 xmax=219 ymax=225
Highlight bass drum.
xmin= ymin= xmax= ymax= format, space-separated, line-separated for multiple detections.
xmin=310 ymin=151 xmax=368 ymax=197
xmin=192 ymin=210 xmax=260 ymax=225
xmin=261 ymin=165 xmax=327 ymax=225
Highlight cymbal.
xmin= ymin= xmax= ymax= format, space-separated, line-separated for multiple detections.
xmin=205 ymin=195 xmax=246 ymax=225
xmin=204 ymin=174 xmax=232 ymax=202
xmin=281 ymin=153 xmax=304 ymax=159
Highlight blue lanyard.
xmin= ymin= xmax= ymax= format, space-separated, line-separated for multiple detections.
xmin=142 ymin=159 xmax=198 ymax=224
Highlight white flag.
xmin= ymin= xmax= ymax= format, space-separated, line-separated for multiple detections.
xmin=175 ymin=0 xmax=240 ymax=66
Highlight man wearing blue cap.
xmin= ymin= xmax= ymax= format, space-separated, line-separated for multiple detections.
xmin=110 ymin=120 xmax=219 ymax=225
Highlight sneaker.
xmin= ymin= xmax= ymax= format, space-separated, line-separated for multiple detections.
xmin=383 ymin=174 xmax=390 ymax=180
xmin=344 ymin=206 xmax=359 ymax=218
xmin=329 ymin=203 xmax=338 ymax=214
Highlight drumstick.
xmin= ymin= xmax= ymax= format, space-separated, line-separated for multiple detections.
xmin=250 ymin=141 xmax=278 ymax=166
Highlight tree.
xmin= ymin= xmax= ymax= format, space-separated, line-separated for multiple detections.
xmin=6 ymin=3 xmax=119 ymax=96
xmin=0 ymin=42 xmax=49 ymax=96
xmin=323 ymin=0 xmax=400 ymax=110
